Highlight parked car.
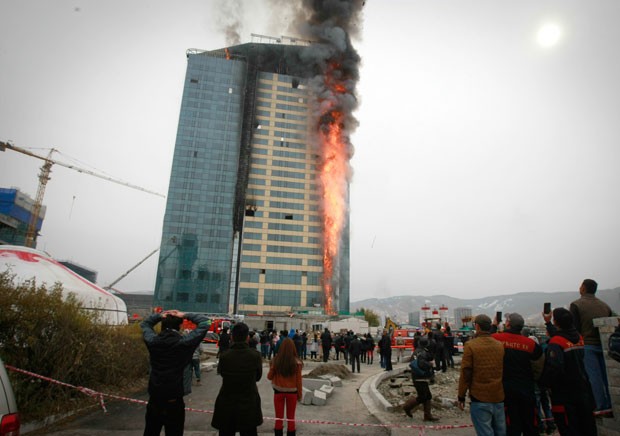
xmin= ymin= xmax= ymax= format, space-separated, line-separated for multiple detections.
xmin=0 ymin=357 xmax=20 ymax=436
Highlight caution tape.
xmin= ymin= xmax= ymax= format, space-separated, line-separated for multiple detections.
xmin=6 ymin=364 xmax=478 ymax=432
xmin=593 ymin=408 xmax=613 ymax=417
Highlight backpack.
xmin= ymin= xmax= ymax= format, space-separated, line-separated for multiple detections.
xmin=409 ymin=358 xmax=432 ymax=378
xmin=609 ymin=326 xmax=620 ymax=363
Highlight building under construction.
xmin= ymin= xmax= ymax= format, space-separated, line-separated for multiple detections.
xmin=0 ymin=188 xmax=46 ymax=246
xmin=153 ymin=38 xmax=351 ymax=316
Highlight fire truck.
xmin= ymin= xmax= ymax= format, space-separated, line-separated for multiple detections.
xmin=391 ymin=328 xmax=417 ymax=350
xmin=154 ymin=307 xmax=235 ymax=344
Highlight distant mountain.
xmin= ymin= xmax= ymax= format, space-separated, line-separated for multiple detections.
xmin=351 ymin=288 xmax=619 ymax=327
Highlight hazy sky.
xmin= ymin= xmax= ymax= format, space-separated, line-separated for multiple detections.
xmin=1 ymin=0 xmax=619 ymax=301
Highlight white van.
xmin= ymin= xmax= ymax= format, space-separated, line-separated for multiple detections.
xmin=0 ymin=358 xmax=19 ymax=436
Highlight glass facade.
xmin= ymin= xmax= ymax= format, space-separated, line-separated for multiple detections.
xmin=154 ymin=44 xmax=350 ymax=315
xmin=154 ymin=52 xmax=246 ymax=312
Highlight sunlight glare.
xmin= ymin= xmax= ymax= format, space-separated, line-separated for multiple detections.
xmin=537 ymin=23 xmax=562 ymax=48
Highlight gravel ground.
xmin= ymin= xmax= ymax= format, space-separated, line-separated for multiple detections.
xmin=377 ymin=364 xmax=465 ymax=420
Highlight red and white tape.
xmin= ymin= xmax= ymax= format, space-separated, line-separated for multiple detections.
xmin=6 ymin=364 xmax=478 ymax=433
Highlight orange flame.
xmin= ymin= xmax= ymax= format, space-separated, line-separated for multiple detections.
xmin=224 ymin=48 xmax=231 ymax=60
xmin=319 ymin=100 xmax=349 ymax=315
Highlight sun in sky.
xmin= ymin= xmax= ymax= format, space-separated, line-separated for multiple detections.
xmin=537 ymin=22 xmax=562 ymax=48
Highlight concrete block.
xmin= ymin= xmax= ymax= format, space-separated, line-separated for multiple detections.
xmin=201 ymin=362 xmax=216 ymax=372
xmin=593 ymin=317 xmax=620 ymax=328
xmin=312 ymin=389 xmax=327 ymax=406
xmin=319 ymin=385 xmax=335 ymax=398
xmin=389 ymin=379 xmax=403 ymax=388
xmin=401 ymin=386 xmax=415 ymax=395
xmin=328 ymin=376 xmax=342 ymax=387
xmin=302 ymin=387 xmax=313 ymax=405
xmin=302 ymin=378 xmax=331 ymax=391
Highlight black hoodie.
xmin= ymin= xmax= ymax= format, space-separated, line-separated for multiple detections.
xmin=540 ymin=327 xmax=593 ymax=404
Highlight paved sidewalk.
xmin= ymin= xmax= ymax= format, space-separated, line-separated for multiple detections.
xmin=358 ymin=362 xmax=475 ymax=436
xmin=26 ymin=356 xmax=477 ymax=435
xmin=30 ymin=358 xmax=389 ymax=435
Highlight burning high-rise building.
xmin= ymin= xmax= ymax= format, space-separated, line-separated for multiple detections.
xmin=154 ymin=40 xmax=359 ymax=315
xmin=154 ymin=1 xmax=363 ymax=316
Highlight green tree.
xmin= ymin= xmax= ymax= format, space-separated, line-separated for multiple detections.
xmin=359 ymin=307 xmax=380 ymax=327
xmin=0 ymin=270 xmax=148 ymax=421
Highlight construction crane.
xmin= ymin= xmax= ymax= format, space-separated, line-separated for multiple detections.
xmin=104 ymin=236 xmax=179 ymax=292
xmin=104 ymin=247 xmax=160 ymax=292
xmin=0 ymin=140 xmax=165 ymax=247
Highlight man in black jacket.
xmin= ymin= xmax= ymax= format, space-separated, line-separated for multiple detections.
xmin=218 ymin=326 xmax=231 ymax=358
xmin=141 ymin=309 xmax=211 ymax=436
xmin=349 ymin=335 xmax=362 ymax=373
xmin=378 ymin=329 xmax=393 ymax=371
xmin=541 ymin=308 xmax=597 ymax=436
xmin=320 ymin=328 xmax=332 ymax=362
xmin=492 ymin=313 xmax=544 ymax=436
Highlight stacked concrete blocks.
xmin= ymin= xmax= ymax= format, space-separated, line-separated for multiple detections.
xmin=301 ymin=376 xmax=343 ymax=406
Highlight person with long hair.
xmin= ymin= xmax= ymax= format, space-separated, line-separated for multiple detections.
xmin=267 ymin=338 xmax=303 ymax=436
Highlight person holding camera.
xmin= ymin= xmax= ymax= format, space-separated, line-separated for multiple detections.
xmin=541 ymin=308 xmax=597 ymax=436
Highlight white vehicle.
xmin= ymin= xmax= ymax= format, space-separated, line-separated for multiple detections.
xmin=0 ymin=357 xmax=19 ymax=436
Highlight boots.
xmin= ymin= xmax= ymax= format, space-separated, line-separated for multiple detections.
xmin=402 ymin=396 xmax=419 ymax=417
xmin=274 ymin=429 xmax=284 ymax=436
xmin=423 ymin=400 xmax=439 ymax=421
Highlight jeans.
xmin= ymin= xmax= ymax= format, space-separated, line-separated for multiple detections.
xmin=191 ymin=358 xmax=201 ymax=380
xmin=583 ymin=344 xmax=612 ymax=410
xmin=470 ymin=401 xmax=506 ymax=436
xmin=350 ymin=354 xmax=360 ymax=373
xmin=384 ymin=352 xmax=393 ymax=370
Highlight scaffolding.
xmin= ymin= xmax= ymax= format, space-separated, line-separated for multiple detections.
xmin=250 ymin=33 xmax=314 ymax=46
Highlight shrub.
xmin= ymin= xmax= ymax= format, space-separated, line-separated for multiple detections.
xmin=0 ymin=270 xmax=149 ymax=421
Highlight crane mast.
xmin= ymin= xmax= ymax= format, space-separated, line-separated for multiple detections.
xmin=25 ymin=149 xmax=54 ymax=247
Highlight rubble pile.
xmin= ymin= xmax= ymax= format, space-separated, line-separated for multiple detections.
xmin=377 ymin=367 xmax=464 ymax=420
xmin=304 ymin=363 xmax=352 ymax=380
